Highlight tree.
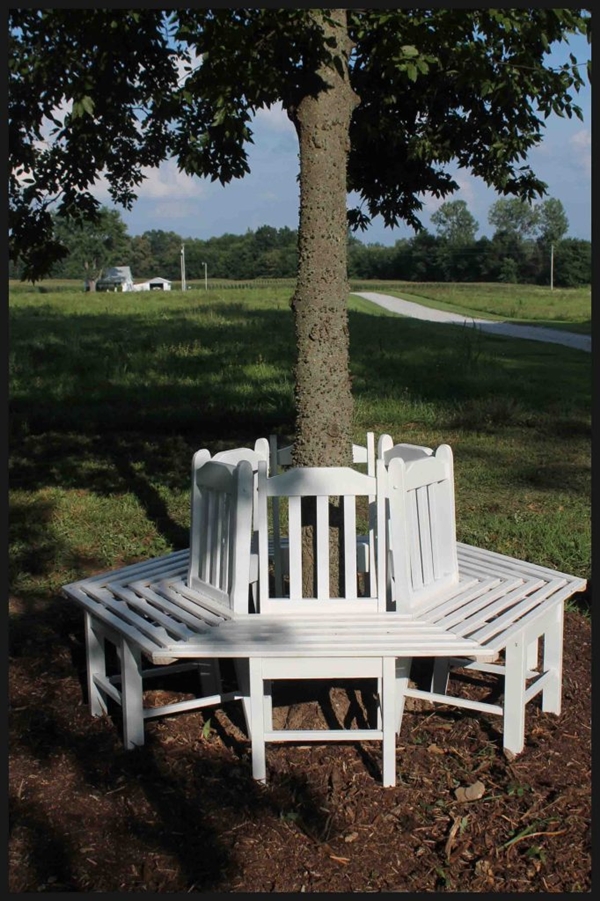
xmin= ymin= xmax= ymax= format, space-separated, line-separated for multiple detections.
xmin=488 ymin=198 xmax=541 ymax=240
xmin=52 ymin=206 xmax=130 ymax=287
xmin=9 ymin=8 xmax=590 ymax=467
xmin=431 ymin=200 xmax=479 ymax=245
xmin=537 ymin=198 xmax=569 ymax=247
xmin=549 ymin=238 xmax=591 ymax=287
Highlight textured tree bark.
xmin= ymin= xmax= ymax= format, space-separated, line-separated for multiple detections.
xmin=288 ymin=10 xmax=360 ymax=597
xmin=290 ymin=9 xmax=359 ymax=470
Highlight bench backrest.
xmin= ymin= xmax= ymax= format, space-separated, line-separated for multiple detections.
xmin=384 ymin=444 xmax=459 ymax=611
xmin=377 ymin=433 xmax=433 ymax=463
xmin=268 ymin=433 xmax=377 ymax=594
xmin=256 ymin=460 xmax=386 ymax=615
xmin=187 ymin=458 xmax=254 ymax=615
xmin=270 ymin=432 xmax=375 ymax=474
xmin=213 ymin=438 xmax=270 ymax=531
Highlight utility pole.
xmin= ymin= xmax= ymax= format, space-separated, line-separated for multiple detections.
xmin=203 ymin=261 xmax=208 ymax=290
xmin=180 ymin=243 xmax=186 ymax=291
xmin=550 ymin=244 xmax=554 ymax=291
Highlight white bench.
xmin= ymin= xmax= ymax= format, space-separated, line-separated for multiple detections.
xmin=64 ymin=458 xmax=256 ymax=750
xmin=382 ymin=444 xmax=587 ymax=755
xmin=63 ymin=443 xmax=586 ymax=785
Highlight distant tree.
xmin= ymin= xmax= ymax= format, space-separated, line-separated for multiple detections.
xmin=488 ymin=197 xmax=542 ymax=241
xmin=9 ymin=8 xmax=590 ymax=469
xmin=430 ymin=200 xmax=479 ymax=245
xmin=52 ymin=206 xmax=130 ymax=288
xmin=143 ymin=230 xmax=185 ymax=280
xmin=129 ymin=234 xmax=158 ymax=280
xmin=406 ymin=232 xmax=444 ymax=282
xmin=551 ymin=238 xmax=591 ymax=287
xmin=536 ymin=198 xmax=569 ymax=247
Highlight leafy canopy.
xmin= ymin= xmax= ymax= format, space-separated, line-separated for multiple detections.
xmin=9 ymin=8 xmax=590 ymax=280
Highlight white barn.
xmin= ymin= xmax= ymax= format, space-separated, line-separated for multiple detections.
xmin=95 ymin=266 xmax=134 ymax=292
xmin=129 ymin=277 xmax=172 ymax=292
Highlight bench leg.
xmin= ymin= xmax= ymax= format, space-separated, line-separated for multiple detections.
xmin=198 ymin=659 xmax=223 ymax=697
xmin=526 ymin=638 xmax=539 ymax=671
xmin=84 ymin=613 xmax=108 ymax=717
xmin=249 ymin=658 xmax=267 ymax=783
xmin=431 ymin=658 xmax=450 ymax=695
xmin=120 ymin=639 xmax=145 ymax=749
xmin=503 ymin=634 xmax=527 ymax=756
xmin=381 ymin=657 xmax=396 ymax=787
xmin=541 ymin=603 xmax=564 ymax=715
xmin=395 ymin=657 xmax=412 ymax=734
xmin=233 ymin=658 xmax=252 ymax=739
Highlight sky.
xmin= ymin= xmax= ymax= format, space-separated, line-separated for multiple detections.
xmin=97 ymin=32 xmax=591 ymax=246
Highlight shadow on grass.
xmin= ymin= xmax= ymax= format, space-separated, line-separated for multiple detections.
xmin=9 ymin=300 xmax=590 ymax=584
xmin=10 ymin=301 xmax=590 ymax=436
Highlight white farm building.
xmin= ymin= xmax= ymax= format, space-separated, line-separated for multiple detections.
xmin=130 ymin=277 xmax=172 ymax=291
xmin=95 ymin=267 xmax=172 ymax=292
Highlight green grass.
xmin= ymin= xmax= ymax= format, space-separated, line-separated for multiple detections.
xmin=9 ymin=282 xmax=590 ymax=610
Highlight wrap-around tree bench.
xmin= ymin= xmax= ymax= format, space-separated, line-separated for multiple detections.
xmin=62 ymin=443 xmax=586 ymax=787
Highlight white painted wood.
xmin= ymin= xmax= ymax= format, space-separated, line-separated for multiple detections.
xmin=120 ymin=639 xmax=145 ymax=749
xmin=256 ymin=461 xmax=384 ymax=614
xmin=382 ymin=438 xmax=585 ymax=754
xmin=64 ymin=469 xmax=586 ymax=782
xmin=360 ymin=441 xmax=588 ymax=756
xmin=268 ymin=434 xmax=376 ymax=593
xmin=84 ymin=613 xmax=108 ymax=717
xmin=377 ymin=433 xmax=433 ymax=463
xmin=187 ymin=458 xmax=254 ymax=615
xmin=66 ymin=459 xmax=257 ymax=748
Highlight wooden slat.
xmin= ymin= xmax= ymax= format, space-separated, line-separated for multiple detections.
xmin=65 ymin=537 xmax=585 ymax=673
xmin=416 ymin=484 xmax=434 ymax=585
xmin=342 ymin=495 xmax=357 ymax=598
xmin=457 ymin=542 xmax=585 ymax=586
xmin=423 ymin=577 xmax=526 ymax=628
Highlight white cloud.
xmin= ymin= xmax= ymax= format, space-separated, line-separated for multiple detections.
xmin=569 ymin=129 xmax=591 ymax=175
xmin=92 ymin=159 xmax=206 ymax=204
xmin=253 ymin=102 xmax=295 ymax=134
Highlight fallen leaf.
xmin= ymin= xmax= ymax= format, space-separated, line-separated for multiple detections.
xmin=454 ymin=780 xmax=485 ymax=802
xmin=444 ymin=815 xmax=462 ymax=861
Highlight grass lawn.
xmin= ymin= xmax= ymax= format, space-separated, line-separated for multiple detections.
xmin=9 ymin=282 xmax=590 ymax=608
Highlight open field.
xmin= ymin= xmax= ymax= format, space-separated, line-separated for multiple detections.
xmin=9 ymin=277 xmax=591 ymax=332
xmin=9 ymin=282 xmax=591 ymax=892
xmin=10 ymin=283 xmax=590 ymax=590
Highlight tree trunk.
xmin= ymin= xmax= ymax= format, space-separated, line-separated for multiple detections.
xmin=287 ymin=10 xmax=360 ymax=599
xmin=290 ymin=9 xmax=359 ymax=469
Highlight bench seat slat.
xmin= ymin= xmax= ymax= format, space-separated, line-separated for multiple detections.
xmin=136 ymin=584 xmax=229 ymax=627
xmin=454 ymin=579 xmax=565 ymax=643
xmin=425 ymin=578 xmax=542 ymax=632
xmin=456 ymin=541 xmax=586 ymax=586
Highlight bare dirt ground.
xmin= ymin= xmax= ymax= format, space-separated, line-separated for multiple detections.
xmin=9 ymin=589 xmax=591 ymax=893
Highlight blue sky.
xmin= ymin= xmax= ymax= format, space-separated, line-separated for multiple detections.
xmin=104 ymin=32 xmax=591 ymax=245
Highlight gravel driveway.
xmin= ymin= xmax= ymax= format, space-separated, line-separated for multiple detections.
xmin=352 ymin=292 xmax=591 ymax=352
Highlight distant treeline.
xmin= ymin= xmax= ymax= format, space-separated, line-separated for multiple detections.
xmin=10 ymin=218 xmax=591 ymax=288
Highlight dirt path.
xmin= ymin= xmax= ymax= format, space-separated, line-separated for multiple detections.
xmin=352 ymin=291 xmax=591 ymax=352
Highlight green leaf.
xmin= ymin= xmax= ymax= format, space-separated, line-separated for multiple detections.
xmin=81 ymin=95 xmax=95 ymax=116
xmin=401 ymin=45 xmax=419 ymax=57
xmin=406 ymin=63 xmax=418 ymax=82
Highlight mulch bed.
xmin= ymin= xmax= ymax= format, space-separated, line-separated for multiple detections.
xmin=9 ymin=590 xmax=591 ymax=893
